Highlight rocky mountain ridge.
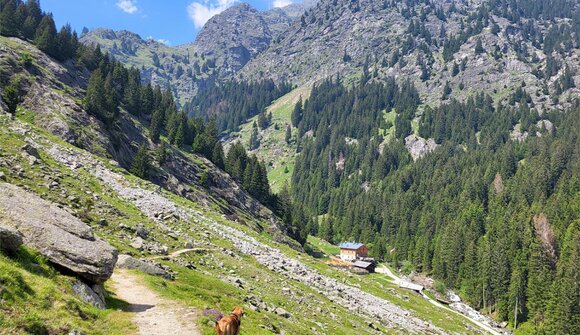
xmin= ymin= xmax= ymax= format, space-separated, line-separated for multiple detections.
xmin=80 ymin=1 xmax=318 ymax=106
xmin=242 ymin=0 xmax=579 ymax=108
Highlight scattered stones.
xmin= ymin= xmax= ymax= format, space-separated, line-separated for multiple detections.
xmin=116 ymin=254 xmax=173 ymax=280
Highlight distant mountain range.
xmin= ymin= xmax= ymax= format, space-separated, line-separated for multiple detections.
xmin=80 ymin=0 xmax=318 ymax=106
xmin=82 ymin=0 xmax=578 ymax=112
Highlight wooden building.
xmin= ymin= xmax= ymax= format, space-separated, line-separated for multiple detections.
xmin=352 ymin=260 xmax=376 ymax=273
xmin=338 ymin=242 xmax=368 ymax=261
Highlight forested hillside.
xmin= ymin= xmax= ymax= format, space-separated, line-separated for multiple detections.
xmin=290 ymin=76 xmax=579 ymax=332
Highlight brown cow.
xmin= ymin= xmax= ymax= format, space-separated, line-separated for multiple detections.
xmin=215 ymin=306 xmax=244 ymax=335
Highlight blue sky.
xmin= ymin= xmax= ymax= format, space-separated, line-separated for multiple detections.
xmin=42 ymin=0 xmax=298 ymax=46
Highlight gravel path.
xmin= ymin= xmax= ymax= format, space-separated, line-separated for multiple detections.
xmin=111 ymin=270 xmax=201 ymax=335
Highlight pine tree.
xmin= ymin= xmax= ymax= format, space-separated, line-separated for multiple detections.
xmin=285 ymin=125 xmax=292 ymax=144
xmin=150 ymin=108 xmax=165 ymax=143
xmin=442 ymin=81 xmax=452 ymax=99
xmin=130 ymin=145 xmax=150 ymax=179
xmin=211 ymin=142 xmax=225 ymax=169
xmin=452 ymin=62 xmax=459 ymax=76
xmin=291 ymin=98 xmax=303 ymax=127
xmin=249 ymin=123 xmax=260 ymax=150
xmin=0 ymin=0 xmax=18 ymax=37
xmin=2 ymin=79 xmax=19 ymax=115
xmin=34 ymin=14 xmax=57 ymax=57
xmin=22 ymin=0 xmax=41 ymax=39
xmin=475 ymin=38 xmax=484 ymax=55
xmin=174 ymin=121 xmax=185 ymax=147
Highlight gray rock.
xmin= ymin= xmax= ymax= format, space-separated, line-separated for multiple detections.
xmin=0 ymin=172 xmax=6 ymax=181
xmin=404 ymin=135 xmax=438 ymax=161
xmin=135 ymin=225 xmax=149 ymax=239
xmin=116 ymin=254 xmax=171 ymax=279
xmin=0 ymin=183 xmax=117 ymax=283
xmin=275 ymin=307 xmax=291 ymax=318
xmin=72 ymin=280 xmax=106 ymax=309
xmin=21 ymin=143 xmax=40 ymax=159
xmin=0 ymin=224 xmax=23 ymax=254
xmin=130 ymin=237 xmax=144 ymax=250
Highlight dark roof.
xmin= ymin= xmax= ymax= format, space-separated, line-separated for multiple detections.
xmin=339 ymin=242 xmax=364 ymax=250
xmin=353 ymin=260 xmax=374 ymax=269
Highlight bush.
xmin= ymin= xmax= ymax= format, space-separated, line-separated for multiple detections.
xmin=19 ymin=52 xmax=33 ymax=67
xmin=2 ymin=80 xmax=19 ymax=115
xmin=400 ymin=260 xmax=415 ymax=275
xmin=434 ymin=280 xmax=447 ymax=295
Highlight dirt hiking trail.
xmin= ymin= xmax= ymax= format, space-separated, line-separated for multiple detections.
xmin=110 ymin=270 xmax=202 ymax=335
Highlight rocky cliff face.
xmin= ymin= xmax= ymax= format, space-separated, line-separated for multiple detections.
xmin=80 ymin=28 xmax=213 ymax=107
xmin=242 ymin=0 xmax=579 ymax=108
xmin=80 ymin=2 xmax=317 ymax=105
xmin=191 ymin=3 xmax=291 ymax=78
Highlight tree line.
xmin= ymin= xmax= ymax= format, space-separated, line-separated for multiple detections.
xmin=184 ymin=79 xmax=292 ymax=134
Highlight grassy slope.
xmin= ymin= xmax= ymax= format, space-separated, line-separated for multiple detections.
xmin=228 ymin=86 xmax=310 ymax=193
xmin=304 ymin=237 xmax=486 ymax=334
xmin=0 ymin=248 xmax=135 ymax=335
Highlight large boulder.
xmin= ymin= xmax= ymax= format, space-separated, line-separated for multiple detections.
xmin=0 ymin=224 xmax=23 ymax=254
xmin=0 ymin=183 xmax=117 ymax=283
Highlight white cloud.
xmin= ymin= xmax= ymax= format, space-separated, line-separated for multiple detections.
xmin=116 ymin=0 xmax=138 ymax=14
xmin=273 ymin=0 xmax=293 ymax=8
xmin=187 ymin=0 xmax=237 ymax=29
xmin=146 ymin=36 xmax=171 ymax=45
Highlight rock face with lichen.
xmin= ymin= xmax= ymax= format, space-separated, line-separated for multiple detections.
xmin=405 ymin=135 xmax=438 ymax=161
xmin=0 ymin=182 xmax=117 ymax=283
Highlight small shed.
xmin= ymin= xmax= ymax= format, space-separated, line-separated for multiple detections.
xmin=352 ymin=260 xmax=376 ymax=273
xmin=338 ymin=242 xmax=368 ymax=261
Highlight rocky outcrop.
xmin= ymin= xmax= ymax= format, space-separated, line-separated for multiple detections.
xmin=0 ymin=224 xmax=23 ymax=254
xmin=242 ymin=0 xmax=579 ymax=109
xmin=0 ymin=183 xmax=117 ymax=283
xmin=405 ymin=135 xmax=438 ymax=160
